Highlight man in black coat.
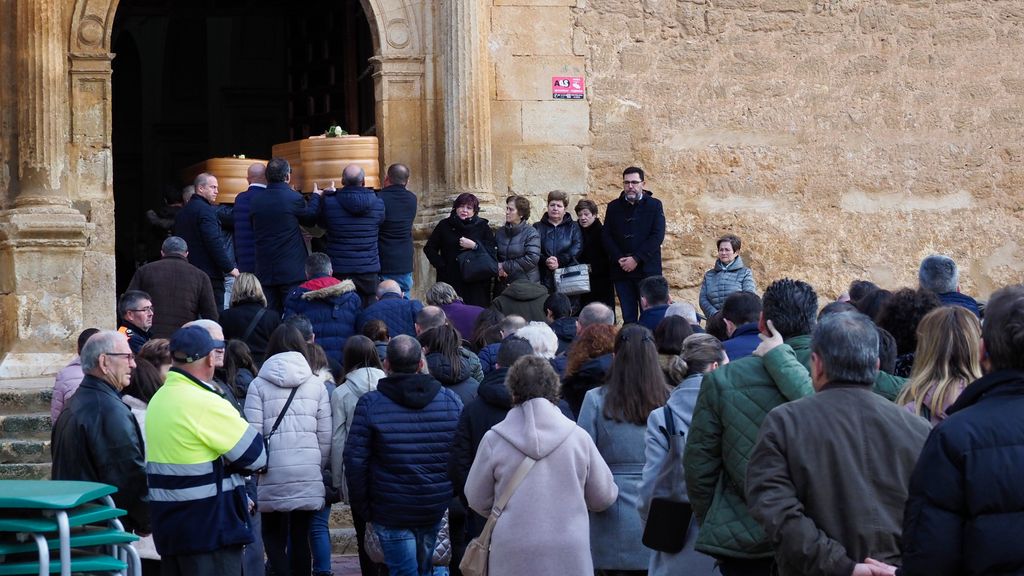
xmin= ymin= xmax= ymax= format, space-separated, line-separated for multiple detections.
xmin=378 ymin=163 xmax=418 ymax=295
xmin=51 ymin=330 xmax=150 ymax=534
xmin=900 ymin=284 xmax=1024 ymax=575
xmin=174 ymin=173 xmax=239 ymax=312
xmin=602 ymin=166 xmax=666 ymax=324
xmin=249 ymin=157 xmax=323 ymax=312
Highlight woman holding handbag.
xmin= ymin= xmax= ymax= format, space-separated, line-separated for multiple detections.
xmin=534 ymin=190 xmax=582 ymax=294
xmin=464 ymin=356 xmax=617 ymax=576
xmin=423 ymin=193 xmax=497 ymax=307
xmin=638 ymin=334 xmax=724 ymax=576
xmin=578 ymin=324 xmax=671 ymax=575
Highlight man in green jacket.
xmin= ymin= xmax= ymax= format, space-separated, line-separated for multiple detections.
xmin=684 ymin=278 xmax=819 ymax=576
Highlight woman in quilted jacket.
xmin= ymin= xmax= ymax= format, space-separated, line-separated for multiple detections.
xmin=699 ymin=234 xmax=756 ymax=318
xmin=244 ymin=325 xmax=332 ymax=576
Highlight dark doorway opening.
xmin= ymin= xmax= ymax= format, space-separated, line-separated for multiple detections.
xmin=110 ymin=0 xmax=376 ymax=295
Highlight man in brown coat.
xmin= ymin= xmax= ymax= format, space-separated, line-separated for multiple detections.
xmin=128 ymin=236 xmax=218 ymax=338
xmin=745 ymin=311 xmax=931 ymax=576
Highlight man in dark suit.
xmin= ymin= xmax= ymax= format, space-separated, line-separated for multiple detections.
xmin=173 ymin=173 xmax=238 ymax=313
xmin=602 ymin=166 xmax=666 ymax=324
xmin=232 ymin=162 xmax=266 ymax=274
xmin=249 ymin=157 xmax=323 ymax=312
xmin=378 ymin=163 xmax=418 ymax=295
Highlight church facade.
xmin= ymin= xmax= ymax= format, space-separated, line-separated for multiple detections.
xmin=2 ymin=0 xmax=1023 ymax=376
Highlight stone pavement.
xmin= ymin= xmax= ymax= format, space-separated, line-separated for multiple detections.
xmin=330 ymin=555 xmax=362 ymax=576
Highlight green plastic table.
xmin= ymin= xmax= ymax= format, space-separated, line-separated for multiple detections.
xmin=0 ymin=481 xmax=139 ymax=576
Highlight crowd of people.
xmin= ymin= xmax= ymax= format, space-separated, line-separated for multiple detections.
xmin=43 ymin=157 xmax=1024 ymax=576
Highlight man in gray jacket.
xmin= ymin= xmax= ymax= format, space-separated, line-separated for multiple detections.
xmin=745 ymin=311 xmax=931 ymax=576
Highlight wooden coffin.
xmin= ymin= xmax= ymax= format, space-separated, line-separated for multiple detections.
xmin=271 ymin=136 xmax=380 ymax=193
xmin=181 ymin=157 xmax=268 ymax=205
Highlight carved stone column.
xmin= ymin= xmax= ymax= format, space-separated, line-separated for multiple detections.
xmin=0 ymin=1 xmax=92 ymax=378
xmin=15 ymin=0 xmax=68 ymax=206
xmin=440 ymin=0 xmax=496 ymax=216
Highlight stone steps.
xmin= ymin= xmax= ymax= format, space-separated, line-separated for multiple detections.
xmin=0 ymin=380 xmax=54 ymax=480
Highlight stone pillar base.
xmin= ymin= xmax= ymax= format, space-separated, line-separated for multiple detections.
xmin=0 ymin=206 xmax=93 ymax=379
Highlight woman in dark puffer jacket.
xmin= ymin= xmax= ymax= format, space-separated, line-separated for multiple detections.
xmin=575 ymin=199 xmax=616 ymax=310
xmin=534 ymin=190 xmax=582 ymax=293
xmin=495 ymin=195 xmax=541 ymax=296
xmin=220 ymin=273 xmax=282 ymax=366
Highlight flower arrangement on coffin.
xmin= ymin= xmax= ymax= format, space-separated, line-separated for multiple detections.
xmin=325 ymin=125 xmax=348 ymax=138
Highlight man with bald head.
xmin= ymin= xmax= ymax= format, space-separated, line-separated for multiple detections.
xmin=357 ymin=279 xmax=424 ymax=338
xmin=320 ymin=163 xmax=386 ymax=305
xmin=379 ymin=163 xmax=418 ymax=295
xmin=52 ymin=330 xmax=150 ymax=534
xmin=232 ymin=162 xmax=266 ymax=274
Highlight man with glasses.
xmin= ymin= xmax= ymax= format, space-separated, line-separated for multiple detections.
xmin=51 ymin=330 xmax=151 ymax=534
xmin=118 ymin=290 xmax=154 ymax=354
xmin=602 ymin=166 xmax=666 ymax=324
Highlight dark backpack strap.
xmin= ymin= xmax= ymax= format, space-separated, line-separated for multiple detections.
xmin=266 ymin=387 xmax=299 ymax=440
xmin=242 ymin=308 xmax=267 ymax=342
xmin=662 ymin=404 xmax=676 ymax=438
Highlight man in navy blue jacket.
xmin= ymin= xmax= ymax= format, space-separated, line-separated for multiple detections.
xmin=231 ymin=162 xmax=266 ymax=274
xmin=320 ymin=164 xmax=385 ymax=306
xmin=250 ymin=157 xmax=322 ymax=312
xmin=602 ymin=166 xmax=666 ymax=324
xmin=722 ymin=291 xmax=763 ymax=361
xmin=174 ymin=173 xmax=238 ymax=312
xmin=344 ymin=335 xmax=462 ymax=575
xmin=900 ymin=284 xmax=1024 ymax=575
xmin=356 ymin=279 xmax=424 ymax=338
xmin=378 ymin=163 xmax=418 ymax=295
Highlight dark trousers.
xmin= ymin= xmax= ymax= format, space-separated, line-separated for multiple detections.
xmin=353 ymin=509 xmax=384 ymax=576
xmin=161 ymin=545 xmax=243 ymax=576
xmin=262 ymin=509 xmax=314 ymax=576
xmin=717 ymin=557 xmax=775 ymax=576
xmin=334 ymin=272 xmax=380 ymax=308
xmin=211 ymin=275 xmax=226 ymax=315
xmin=614 ymin=278 xmax=643 ymax=324
xmin=263 ymin=282 xmax=299 ymax=314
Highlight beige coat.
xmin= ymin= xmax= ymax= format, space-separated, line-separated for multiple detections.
xmin=465 ymin=398 xmax=618 ymax=576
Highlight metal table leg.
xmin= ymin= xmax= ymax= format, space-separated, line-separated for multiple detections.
xmin=55 ymin=510 xmax=70 ymax=576
xmin=30 ymin=532 xmax=49 ymax=576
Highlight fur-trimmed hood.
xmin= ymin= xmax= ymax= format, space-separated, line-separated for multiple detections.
xmin=298 ymin=277 xmax=356 ymax=301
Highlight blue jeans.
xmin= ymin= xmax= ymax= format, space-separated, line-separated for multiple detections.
xmin=373 ymin=521 xmax=442 ymax=576
xmin=381 ymin=272 xmax=414 ymax=296
xmin=614 ymin=278 xmax=642 ymax=324
xmin=310 ymin=505 xmax=332 ymax=574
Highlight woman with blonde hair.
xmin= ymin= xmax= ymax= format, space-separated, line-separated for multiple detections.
xmin=534 ymin=190 xmax=582 ymax=292
xmin=221 ymin=272 xmax=282 ymax=364
xmin=897 ymin=306 xmax=982 ymax=425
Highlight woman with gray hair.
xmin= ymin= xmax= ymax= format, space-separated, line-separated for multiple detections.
xmin=465 ymin=356 xmax=617 ymax=576
xmin=425 ymin=281 xmax=484 ymax=341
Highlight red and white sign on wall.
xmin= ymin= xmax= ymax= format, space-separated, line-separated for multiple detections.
xmin=552 ymin=76 xmax=585 ymax=99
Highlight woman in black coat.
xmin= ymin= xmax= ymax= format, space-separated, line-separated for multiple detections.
xmin=533 ymin=190 xmax=582 ymax=292
xmin=219 ymin=273 xmax=282 ymax=366
xmin=574 ymin=199 xmax=616 ymax=310
xmin=424 ymin=193 xmax=498 ymax=307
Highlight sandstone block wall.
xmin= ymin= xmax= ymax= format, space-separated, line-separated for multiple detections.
xmin=572 ymin=0 xmax=1024 ymax=302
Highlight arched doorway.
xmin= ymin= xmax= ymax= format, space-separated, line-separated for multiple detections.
xmin=109 ymin=0 xmax=376 ymax=294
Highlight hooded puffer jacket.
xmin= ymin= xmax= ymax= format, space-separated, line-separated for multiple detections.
xmin=320 ymin=186 xmax=386 ymax=274
xmin=283 ymin=277 xmax=361 ymax=363
xmin=330 ymin=366 xmax=386 ymax=501
xmin=489 ymin=280 xmax=550 ymax=322
xmin=426 ymin=352 xmax=479 ymax=407
xmin=244 ymin=351 xmax=332 ymax=513
xmin=698 ymin=255 xmax=756 ymax=318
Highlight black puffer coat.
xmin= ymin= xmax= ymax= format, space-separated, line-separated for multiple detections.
xmin=423 ymin=213 xmax=497 ymax=307
xmin=495 ymin=221 xmax=541 ymax=290
xmin=561 ymin=353 xmax=612 ymax=420
xmin=426 ymin=352 xmax=480 ymax=407
xmin=534 ymin=213 xmax=582 ymax=291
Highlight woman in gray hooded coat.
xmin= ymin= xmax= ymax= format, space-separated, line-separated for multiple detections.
xmin=699 ymin=234 xmax=756 ymax=318
xmin=638 ymin=334 xmax=724 ymax=576
xmin=244 ymin=326 xmax=332 ymax=576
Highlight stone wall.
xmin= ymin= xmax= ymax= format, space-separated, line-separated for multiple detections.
xmin=574 ymin=0 xmax=1024 ymax=302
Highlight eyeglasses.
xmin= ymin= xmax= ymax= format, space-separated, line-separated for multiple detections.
xmin=104 ymin=352 xmax=135 ymax=361
xmin=129 ymin=307 xmax=154 ymax=313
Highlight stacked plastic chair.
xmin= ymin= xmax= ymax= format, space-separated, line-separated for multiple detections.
xmin=0 ymin=481 xmax=140 ymax=576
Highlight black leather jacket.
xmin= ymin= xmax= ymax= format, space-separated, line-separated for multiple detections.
xmin=51 ymin=374 xmax=150 ymax=533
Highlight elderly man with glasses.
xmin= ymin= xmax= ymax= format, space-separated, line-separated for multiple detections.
xmin=51 ymin=330 xmax=151 ymax=534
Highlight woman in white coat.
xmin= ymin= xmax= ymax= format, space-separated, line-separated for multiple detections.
xmin=244 ymin=325 xmax=332 ymax=576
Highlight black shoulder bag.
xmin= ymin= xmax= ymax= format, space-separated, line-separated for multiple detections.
xmin=255 ymin=387 xmax=298 ymax=475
